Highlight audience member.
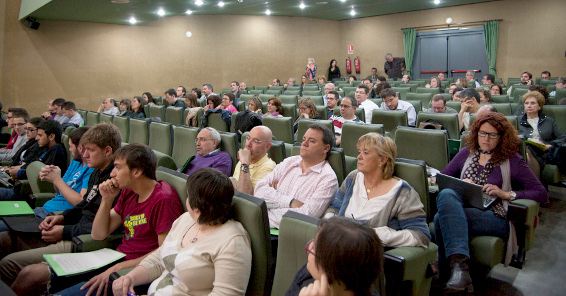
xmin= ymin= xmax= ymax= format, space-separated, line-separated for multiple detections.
xmin=383 ymin=53 xmax=405 ymax=79
xmin=401 ymin=74 xmax=411 ymax=84
xmin=294 ymin=97 xmax=321 ymax=133
xmin=119 ymin=99 xmax=131 ymax=116
xmin=458 ymin=88 xmax=481 ymax=132
xmin=367 ymin=67 xmax=378 ymax=80
xmin=374 ymin=81 xmax=392 ymax=98
xmin=549 ymin=77 xmax=564 ymax=97
xmin=142 ymin=92 xmax=155 ymax=105
xmin=323 ymin=83 xmax=341 ymax=106
xmin=306 ymin=58 xmax=317 ymax=81
xmin=426 ymin=76 xmax=445 ymax=93
xmin=184 ymin=93 xmax=202 ymax=127
xmin=452 ymin=87 xmax=464 ymax=101
xmin=438 ymin=72 xmax=446 ymax=81
xmin=355 ymin=84 xmax=378 ymax=124
xmin=490 ymin=84 xmax=503 ymax=96
xmin=7 ymin=117 xmax=43 ymax=170
xmin=448 ymin=83 xmax=458 ymax=95
xmin=425 ymin=94 xmax=458 ymax=113
xmin=62 ymin=101 xmax=84 ymax=128
xmin=328 ymin=59 xmax=341 ymax=82
xmin=482 ymin=74 xmax=495 ymax=85
xmin=191 ymin=87 xmax=202 ymax=100
xmin=201 ymin=83 xmax=217 ymax=100
xmin=41 ymin=100 xmax=56 ymax=120
xmin=176 ymin=86 xmax=186 ymax=99
xmin=111 ymin=167 xmax=252 ymax=296
xmin=178 ymin=127 xmax=232 ymax=176
xmin=52 ymin=98 xmax=69 ymax=125
xmin=219 ymin=93 xmax=238 ymax=114
xmin=0 ymin=111 xmax=29 ymax=162
xmin=329 ymin=96 xmax=362 ymax=146
xmin=203 ymin=94 xmax=222 ymax=111
xmin=348 ymin=75 xmax=356 ymax=84
xmin=230 ymin=81 xmax=243 ymax=103
xmin=284 ymin=77 xmax=296 ymax=89
xmin=300 ymin=75 xmax=309 ymax=88
xmin=255 ymin=124 xmax=338 ymax=228
xmin=362 ymin=78 xmax=376 ymax=98
xmin=380 ymin=88 xmax=417 ymax=126
xmin=269 ymin=78 xmax=281 ymax=89
xmin=514 ymin=85 xmax=549 ymax=117
xmin=248 ymin=96 xmax=263 ymax=115
xmin=507 ymin=71 xmax=533 ymax=96
xmin=477 ymin=87 xmax=491 ymax=103
xmin=456 ymin=78 xmax=469 ymax=89
xmin=239 ymin=82 xmax=248 ymax=93
xmin=325 ymin=91 xmax=340 ymax=119
xmin=475 ymin=105 xmax=497 ymax=118
xmin=164 ymin=88 xmax=185 ymax=108
xmin=540 ymin=71 xmax=551 ymax=81
xmin=124 ymin=96 xmax=146 ymax=119
xmin=97 ymin=97 xmax=119 ymax=116
xmin=317 ymin=75 xmax=327 ymax=87
xmin=232 ymin=126 xmax=276 ymax=195
xmin=465 ymin=70 xmax=481 ymax=88
xmin=266 ymin=97 xmax=283 ymax=117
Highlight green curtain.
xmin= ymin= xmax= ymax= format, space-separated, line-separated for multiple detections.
xmin=483 ymin=21 xmax=498 ymax=76
xmin=402 ymin=28 xmax=417 ymax=76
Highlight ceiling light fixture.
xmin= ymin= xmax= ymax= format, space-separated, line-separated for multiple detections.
xmin=186 ymin=10 xmax=193 ymax=15
xmin=434 ymin=0 xmax=441 ymax=4
xmin=195 ymin=0 xmax=204 ymax=5
xmin=128 ymin=17 xmax=136 ymax=24
xmin=340 ymin=0 xmax=346 ymax=2
xmin=446 ymin=17 xmax=452 ymax=24
xmin=265 ymin=9 xmax=271 ymax=15
xmin=218 ymin=1 xmax=225 ymax=7
xmin=157 ymin=8 xmax=166 ymax=16
xmin=350 ymin=9 xmax=356 ymax=16
xmin=299 ymin=2 xmax=306 ymax=9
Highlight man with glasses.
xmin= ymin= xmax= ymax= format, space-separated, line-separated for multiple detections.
xmin=52 ymin=98 xmax=69 ymax=125
xmin=178 ymin=127 xmax=232 ymax=176
xmin=379 ymin=88 xmax=417 ymax=126
xmin=424 ymin=95 xmax=458 ymax=114
xmin=465 ymin=70 xmax=481 ymax=88
xmin=322 ymin=83 xmax=341 ymax=107
xmin=355 ymin=84 xmax=379 ymax=124
xmin=329 ymin=96 xmax=362 ymax=146
xmin=325 ymin=91 xmax=340 ymax=119
xmin=231 ymin=126 xmax=276 ymax=195
xmin=0 ymin=110 xmax=30 ymax=161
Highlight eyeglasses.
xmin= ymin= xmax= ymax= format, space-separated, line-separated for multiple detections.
xmin=340 ymin=104 xmax=352 ymax=109
xmin=432 ymin=106 xmax=446 ymax=111
xmin=478 ymin=130 xmax=500 ymax=139
xmin=305 ymin=239 xmax=315 ymax=256
xmin=244 ymin=136 xmax=266 ymax=145
xmin=383 ymin=97 xmax=395 ymax=104
xmin=298 ymin=107 xmax=309 ymax=111
xmin=195 ymin=137 xmax=213 ymax=143
xmin=13 ymin=123 xmax=26 ymax=127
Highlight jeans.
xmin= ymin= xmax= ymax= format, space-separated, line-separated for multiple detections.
xmin=0 ymin=187 xmax=17 ymax=200
xmin=0 ymin=207 xmax=49 ymax=232
xmin=52 ymin=281 xmax=91 ymax=296
xmin=433 ymin=189 xmax=510 ymax=262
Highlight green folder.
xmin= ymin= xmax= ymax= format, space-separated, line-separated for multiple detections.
xmin=44 ymin=248 xmax=125 ymax=277
xmin=0 ymin=201 xmax=34 ymax=216
xmin=270 ymin=228 xmax=279 ymax=236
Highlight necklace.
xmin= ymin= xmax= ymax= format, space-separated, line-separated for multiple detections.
xmin=190 ymin=227 xmax=200 ymax=243
xmin=366 ymin=182 xmax=380 ymax=194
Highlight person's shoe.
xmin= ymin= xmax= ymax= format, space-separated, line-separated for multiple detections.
xmin=445 ymin=262 xmax=473 ymax=293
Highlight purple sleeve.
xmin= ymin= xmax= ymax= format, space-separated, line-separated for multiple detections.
xmin=509 ymin=154 xmax=548 ymax=203
xmin=441 ymin=147 xmax=470 ymax=177
xmin=213 ymin=152 xmax=233 ymax=177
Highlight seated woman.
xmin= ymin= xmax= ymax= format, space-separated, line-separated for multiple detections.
xmin=477 ymin=86 xmax=491 ymax=103
xmin=124 ymin=96 xmax=146 ymax=119
xmin=293 ymin=97 xmax=321 ymax=134
xmin=247 ymin=96 xmax=263 ymax=115
xmin=184 ymin=93 xmax=202 ymax=127
xmin=448 ymin=83 xmax=458 ymax=95
xmin=288 ymin=217 xmax=384 ymax=296
xmin=425 ymin=76 xmax=445 ymax=93
xmin=456 ymin=78 xmax=469 ymax=89
xmin=514 ymin=85 xmax=549 ymax=117
xmin=518 ymin=91 xmax=566 ymax=178
xmin=142 ymin=92 xmax=155 ymax=105
xmin=327 ymin=133 xmax=431 ymax=248
xmin=192 ymin=87 xmax=202 ymax=100
xmin=119 ymin=99 xmax=131 ymax=116
xmin=204 ymin=94 xmax=222 ymax=111
xmin=266 ymin=97 xmax=283 ymax=117
xmin=300 ymin=75 xmax=308 ymax=89
xmin=317 ymin=75 xmax=327 ymax=89
xmin=112 ymin=167 xmax=252 ymax=296
xmin=434 ymin=112 xmax=547 ymax=293
xmin=219 ymin=93 xmax=238 ymax=114
xmin=348 ymin=75 xmax=357 ymax=84
xmin=490 ymin=84 xmax=503 ymax=96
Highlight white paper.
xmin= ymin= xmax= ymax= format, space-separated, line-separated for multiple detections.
xmin=48 ymin=248 xmax=125 ymax=275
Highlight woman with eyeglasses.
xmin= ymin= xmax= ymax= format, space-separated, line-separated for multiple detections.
xmin=287 ymin=217 xmax=384 ymax=296
xmin=293 ymin=97 xmax=320 ymax=135
xmin=434 ymin=112 xmax=546 ymax=293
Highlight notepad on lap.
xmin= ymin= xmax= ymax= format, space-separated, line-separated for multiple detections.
xmin=0 ymin=201 xmax=34 ymax=216
xmin=44 ymin=248 xmax=126 ymax=277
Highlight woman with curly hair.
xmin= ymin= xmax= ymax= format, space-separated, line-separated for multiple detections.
xmin=434 ymin=112 xmax=547 ymax=293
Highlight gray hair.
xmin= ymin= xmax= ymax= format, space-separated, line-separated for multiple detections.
xmin=384 ymin=53 xmax=392 ymax=59
xmin=459 ymin=88 xmax=481 ymax=103
xmin=203 ymin=83 xmax=213 ymax=91
xmin=466 ymin=70 xmax=475 ymax=78
xmin=289 ymin=77 xmax=296 ymax=83
xmin=203 ymin=127 xmax=221 ymax=148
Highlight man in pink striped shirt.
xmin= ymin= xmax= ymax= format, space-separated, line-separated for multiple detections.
xmin=254 ymin=124 xmax=339 ymax=228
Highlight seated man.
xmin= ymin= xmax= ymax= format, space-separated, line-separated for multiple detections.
xmin=97 ymin=98 xmax=119 ymax=116
xmin=452 ymin=87 xmax=464 ymax=101
xmin=62 ymin=101 xmax=84 ymax=128
xmin=550 ymin=77 xmax=564 ymax=97
xmin=16 ymin=144 xmax=184 ymax=296
xmin=0 ymin=123 xmax=121 ymax=289
xmin=507 ymin=71 xmax=533 ymax=95
xmin=179 ymin=127 xmax=232 ymax=176
xmin=325 ymin=90 xmax=340 ymax=119
xmin=201 ymin=83 xmax=217 ymax=100
xmin=380 ymin=88 xmax=417 ymax=126
xmin=230 ymin=81 xmax=243 ymax=106
xmin=458 ymin=88 xmax=482 ymax=132
xmin=0 ymin=110 xmax=29 ymax=162
xmin=482 ymin=74 xmax=495 ymax=85
xmin=438 ymin=72 xmax=446 ymax=81
xmin=2 ymin=108 xmax=28 ymax=149
xmin=322 ymin=83 xmax=341 ymax=107
xmin=540 ymin=71 xmax=551 ymax=82
xmin=269 ymin=78 xmax=280 ymax=89
xmin=165 ymin=88 xmax=185 ymax=108
xmin=355 ymin=84 xmax=379 ymax=124
xmin=52 ymin=98 xmax=69 ymax=125
xmin=401 ymin=74 xmax=411 ymax=84
xmin=255 ymin=124 xmax=338 ymax=228
xmin=0 ymin=120 xmax=68 ymax=200
xmin=329 ymin=96 xmax=362 ymax=146
xmin=465 ymin=70 xmax=481 ymax=88
xmin=424 ymin=94 xmax=458 ymax=114
xmin=41 ymin=100 xmax=56 ymax=120
xmin=176 ymin=86 xmax=186 ymax=99
xmin=239 ymin=82 xmax=248 ymax=94
xmin=362 ymin=79 xmax=376 ymax=98
xmin=284 ymin=77 xmax=296 ymax=89
xmin=231 ymin=126 xmax=276 ymax=195
xmin=8 ymin=117 xmax=43 ymax=171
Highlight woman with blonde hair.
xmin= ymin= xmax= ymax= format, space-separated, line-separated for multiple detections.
xmin=306 ymin=57 xmax=317 ymax=82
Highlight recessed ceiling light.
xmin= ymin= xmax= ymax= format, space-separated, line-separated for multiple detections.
xmin=157 ymin=8 xmax=166 ymax=16
xmin=299 ymin=2 xmax=306 ymax=9
xmin=218 ymin=1 xmax=225 ymax=7
xmin=350 ymin=9 xmax=356 ymax=16
xmin=340 ymin=0 xmax=346 ymax=2
xmin=195 ymin=0 xmax=204 ymax=5
xmin=128 ymin=17 xmax=136 ymax=24
xmin=111 ymin=0 xmax=129 ymax=3
xmin=434 ymin=0 xmax=441 ymax=4
xmin=446 ymin=17 xmax=453 ymax=24
xmin=186 ymin=10 xmax=193 ymax=15
xmin=265 ymin=9 xmax=271 ymax=15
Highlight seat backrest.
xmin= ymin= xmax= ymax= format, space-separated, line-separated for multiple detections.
xmin=256 ymin=85 xmax=269 ymax=92
xmin=263 ymin=116 xmax=294 ymax=144
xmin=403 ymin=83 xmax=418 ymax=92
xmin=270 ymin=86 xmax=284 ymax=91
xmin=310 ymin=96 xmax=324 ymax=106
xmin=219 ymin=131 xmax=239 ymax=174
xmin=555 ymin=89 xmax=566 ymax=102
xmin=302 ymin=85 xmax=319 ymax=91
xmin=291 ymin=144 xmax=346 ymax=184
xmin=232 ymin=191 xmax=273 ymax=296
xmin=156 ymin=167 xmax=188 ymax=210
xmin=394 ymin=158 xmax=431 ymax=221
xmin=283 ymin=90 xmax=300 ymax=96
xmin=406 ymin=92 xmax=433 ymax=109
xmin=512 ymin=88 xmax=529 ymax=103
xmin=128 ymin=119 xmax=149 ymax=145
xmin=392 ymin=87 xmax=411 ymax=100
xmin=64 ymin=126 xmax=76 ymax=135
xmin=99 ymin=114 xmax=113 ymax=124
xmin=61 ymin=134 xmax=71 ymax=166
xmin=315 ymin=106 xmax=327 ymax=120
xmin=416 ymin=87 xmax=440 ymax=95
xmin=303 ymin=90 xmax=322 ymax=96
xmin=296 ymin=119 xmax=334 ymax=144
xmin=27 ymin=161 xmax=56 ymax=195
xmin=230 ymin=111 xmax=239 ymax=133
xmin=485 ymin=103 xmax=512 ymax=115
xmin=446 ymin=101 xmax=461 ymax=112
xmin=165 ymin=106 xmax=185 ymax=126
xmin=395 ymin=126 xmax=450 ymax=171
xmin=112 ymin=116 xmax=130 ymax=142
xmin=258 ymin=94 xmax=273 ymax=102
xmin=266 ymin=89 xmax=282 ymax=97
xmin=416 ymin=112 xmax=460 ymax=140
xmin=341 ymin=121 xmax=384 ymax=157
xmin=240 ymin=94 xmax=255 ymax=109
xmin=149 ymin=122 xmax=173 ymax=155
xmin=249 ymin=90 xmax=264 ymax=96
xmin=279 ymin=95 xmax=299 ymax=106
xmin=149 ymin=104 xmax=165 ymax=121
xmin=268 ymin=140 xmax=287 ymax=164
xmin=206 ymin=112 xmax=230 ymax=132
xmin=371 ymin=109 xmax=408 ymax=135
xmin=406 ymin=100 xmax=423 ymax=113
xmin=271 ymin=211 xmax=319 ymax=296
xmin=86 ymin=112 xmax=100 ymax=126
xmin=281 ymin=104 xmax=298 ymax=123
xmin=491 ymin=95 xmax=510 ymax=103
xmin=541 ymin=105 xmax=566 ymax=132
xmin=171 ymin=125 xmax=199 ymax=168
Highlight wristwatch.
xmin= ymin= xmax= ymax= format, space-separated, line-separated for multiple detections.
xmin=509 ymin=191 xmax=517 ymax=201
xmin=240 ymin=164 xmax=250 ymax=173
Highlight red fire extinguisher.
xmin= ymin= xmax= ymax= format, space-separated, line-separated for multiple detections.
xmin=346 ymin=57 xmax=352 ymax=74
xmin=354 ymin=57 xmax=360 ymax=74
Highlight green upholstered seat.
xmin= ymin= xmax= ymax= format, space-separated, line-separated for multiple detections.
xmin=99 ymin=114 xmax=113 ymax=124
xmin=416 ymin=87 xmax=440 ymax=95
xmin=392 ymin=87 xmax=411 ymax=100
xmin=171 ymin=125 xmax=198 ymax=168
xmin=491 ymin=95 xmax=510 ymax=103
xmin=446 ymin=101 xmax=461 ymax=113
xmin=128 ymin=118 xmax=149 ymax=145
xmin=302 ymin=90 xmax=322 ymax=96
xmin=112 ymin=116 xmax=129 ymax=142
xmin=416 ymin=112 xmax=460 ymax=140
xmin=284 ymin=90 xmax=300 ymax=96
xmin=395 ymin=127 xmax=450 ymax=171
xmin=281 ymin=104 xmax=297 ymax=123
xmin=371 ymin=109 xmax=408 ymax=137
xmin=86 ymin=111 xmax=99 ymax=126
xmin=406 ymin=92 xmax=433 ymax=109
xmin=148 ymin=122 xmax=173 ymax=155
xmin=266 ymin=90 xmax=281 ymax=96
xmin=26 ymin=161 xmax=56 ymax=207
xmin=279 ymin=95 xmax=299 ymax=106
xmin=205 ymin=112 xmax=229 ymax=132
xmin=263 ymin=116 xmax=293 ymax=144
xmin=165 ymin=106 xmax=185 ymax=126
xmin=149 ymin=104 xmax=165 ymax=121
xmin=219 ymin=132 xmax=238 ymax=174
xmin=296 ymin=119 xmax=334 ymax=144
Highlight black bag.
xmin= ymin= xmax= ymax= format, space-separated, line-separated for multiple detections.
xmin=418 ymin=119 xmax=449 ymax=138
xmin=234 ymin=110 xmax=263 ymax=141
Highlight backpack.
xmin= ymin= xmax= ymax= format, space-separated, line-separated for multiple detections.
xmin=234 ymin=110 xmax=263 ymax=141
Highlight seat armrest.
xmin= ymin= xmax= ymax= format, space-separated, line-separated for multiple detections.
xmin=72 ymin=233 xmax=122 ymax=253
xmin=508 ymin=199 xmax=538 ymax=226
xmin=30 ymin=193 xmax=56 ymax=208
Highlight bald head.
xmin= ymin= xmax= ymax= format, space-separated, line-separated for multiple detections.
xmin=246 ymin=126 xmax=273 ymax=163
xmin=324 ymin=83 xmax=336 ymax=95
xmin=476 ymin=105 xmax=497 ymax=118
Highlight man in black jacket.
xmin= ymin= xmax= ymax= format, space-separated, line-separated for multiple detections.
xmin=0 ymin=123 xmax=122 ymax=292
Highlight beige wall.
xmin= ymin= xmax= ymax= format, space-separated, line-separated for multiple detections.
xmin=1 ymin=0 xmax=565 ymax=116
